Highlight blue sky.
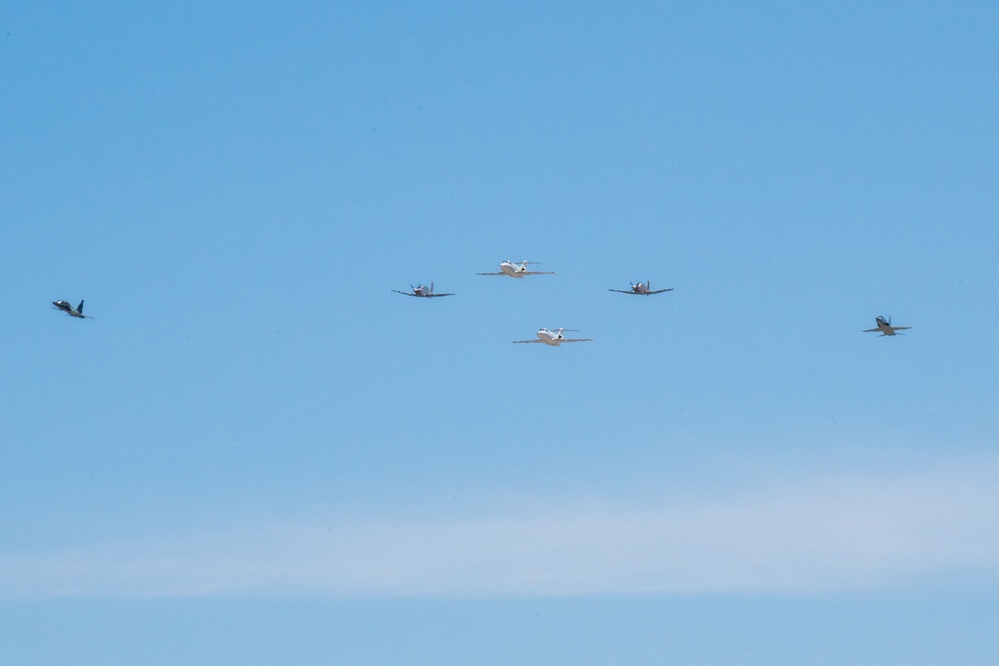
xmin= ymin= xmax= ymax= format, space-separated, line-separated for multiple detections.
xmin=2 ymin=1 xmax=998 ymax=662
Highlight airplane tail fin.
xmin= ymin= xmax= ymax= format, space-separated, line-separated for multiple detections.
xmin=77 ymin=300 xmax=84 ymax=314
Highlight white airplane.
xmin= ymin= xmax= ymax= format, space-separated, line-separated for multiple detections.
xmin=863 ymin=315 xmax=911 ymax=336
xmin=609 ymin=280 xmax=673 ymax=295
xmin=513 ymin=328 xmax=592 ymax=346
xmin=392 ymin=282 xmax=454 ymax=298
xmin=51 ymin=299 xmax=90 ymax=319
xmin=477 ymin=260 xmax=555 ymax=278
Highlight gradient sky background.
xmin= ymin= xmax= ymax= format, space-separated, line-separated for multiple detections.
xmin=2 ymin=1 xmax=999 ymax=663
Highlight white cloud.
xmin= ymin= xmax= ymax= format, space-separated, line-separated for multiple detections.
xmin=3 ymin=460 xmax=999 ymax=598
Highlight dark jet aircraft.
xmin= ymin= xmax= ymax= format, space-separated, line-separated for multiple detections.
xmin=863 ymin=315 xmax=910 ymax=336
xmin=52 ymin=299 xmax=90 ymax=319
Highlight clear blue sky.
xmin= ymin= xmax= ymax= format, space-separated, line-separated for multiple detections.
xmin=2 ymin=1 xmax=998 ymax=663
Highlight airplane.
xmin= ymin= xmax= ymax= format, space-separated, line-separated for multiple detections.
xmin=52 ymin=299 xmax=90 ymax=319
xmin=513 ymin=328 xmax=593 ymax=346
xmin=863 ymin=315 xmax=911 ymax=336
xmin=609 ymin=280 xmax=674 ymax=295
xmin=391 ymin=282 xmax=454 ymax=298
xmin=476 ymin=260 xmax=556 ymax=278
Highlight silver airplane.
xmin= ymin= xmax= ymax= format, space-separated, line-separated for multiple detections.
xmin=513 ymin=327 xmax=592 ymax=346
xmin=863 ymin=315 xmax=911 ymax=336
xmin=477 ymin=260 xmax=556 ymax=278
xmin=609 ymin=280 xmax=673 ymax=295
xmin=392 ymin=282 xmax=454 ymax=298
xmin=52 ymin=299 xmax=90 ymax=319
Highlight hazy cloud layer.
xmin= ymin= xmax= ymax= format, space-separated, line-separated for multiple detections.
xmin=4 ymin=462 xmax=999 ymax=598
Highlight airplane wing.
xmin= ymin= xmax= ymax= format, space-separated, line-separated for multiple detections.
xmin=391 ymin=290 xmax=421 ymax=297
xmin=512 ymin=339 xmax=546 ymax=344
xmin=427 ymin=293 xmax=454 ymax=297
xmin=608 ymin=289 xmax=635 ymax=294
xmin=646 ymin=288 xmax=674 ymax=294
xmin=521 ymin=271 xmax=556 ymax=275
xmin=559 ymin=338 xmax=593 ymax=343
xmin=890 ymin=326 xmax=912 ymax=332
xmin=476 ymin=272 xmax=506 ymax=276
xmin=862 ymin=328 xmax=881 ymax=333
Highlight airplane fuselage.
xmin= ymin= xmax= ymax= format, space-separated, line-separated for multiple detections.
xmin=876 ymin=320 xmax=897 ymax=335
xmin=499 ymin=261 xmax=528 ymax=277
xmin=536 ymin=328 xmax=564 ymax=345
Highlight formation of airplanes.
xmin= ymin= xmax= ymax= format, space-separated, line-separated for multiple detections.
xmin=52 ymin=261 xmax=913 ymax=347
xmin=49 ymin=285 xmax=917 ymax=348
xmin=383 ymin=259 xmax=912 ymax=347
